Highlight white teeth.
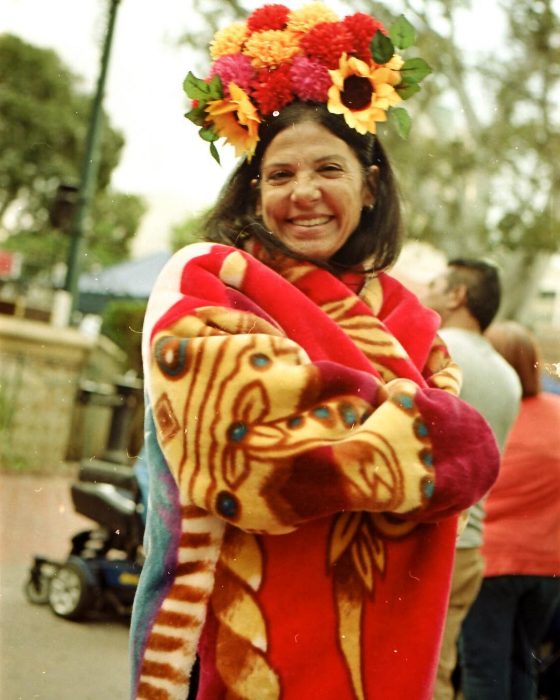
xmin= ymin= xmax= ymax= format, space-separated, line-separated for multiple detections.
xmin=291 ymin=217 xmax=330 ymax=227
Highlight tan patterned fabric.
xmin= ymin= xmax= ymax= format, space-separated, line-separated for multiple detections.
xmin=132 ymin=243 xmax=499 ymax=700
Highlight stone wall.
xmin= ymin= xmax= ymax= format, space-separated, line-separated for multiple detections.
xmin=0 ymin=316 xmax=125 ymax=472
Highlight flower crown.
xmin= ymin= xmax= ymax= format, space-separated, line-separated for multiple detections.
xmin=184 ymin=2 xmax=431 ymax=163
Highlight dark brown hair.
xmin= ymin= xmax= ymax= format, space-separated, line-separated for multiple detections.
xmin=446 ymin=259 xmax=502 ymax=332
xmin=202 ymin=101 xmax=403 ymax=272
xmin=485 ymin=321 xmax=541 ymax=398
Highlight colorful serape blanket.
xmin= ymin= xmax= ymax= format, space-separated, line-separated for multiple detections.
xmin=130 ymin=242 xmax=500 ymax=700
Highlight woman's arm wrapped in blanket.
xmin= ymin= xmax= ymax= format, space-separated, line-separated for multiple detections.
xmin=143 ymin=243 xmax=500 ymax=535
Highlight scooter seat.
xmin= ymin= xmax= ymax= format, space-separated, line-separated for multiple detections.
xmin=71 ymin=482 xmax=137 ymax=535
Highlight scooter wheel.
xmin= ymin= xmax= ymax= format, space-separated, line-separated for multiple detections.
xmin=24 ymin=577 xmax=50 ymax=605
xmin=48 ymin=561 xmax=93 ymax=620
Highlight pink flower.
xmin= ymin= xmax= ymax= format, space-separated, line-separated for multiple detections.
xmin=291 ymin=56 xmax=332 ymax=102
xmin=209 ymin=54 xmax=255 ymax=95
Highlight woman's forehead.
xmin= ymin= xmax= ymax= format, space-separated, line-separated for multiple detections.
xmin=262 ymin=122 xmax=357 ymax=164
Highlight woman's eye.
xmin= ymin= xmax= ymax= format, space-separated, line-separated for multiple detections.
xmin=319 ymin=164 xmax=343 ymax=175
xmin=266 ymin=171 xmax=292 ymax=182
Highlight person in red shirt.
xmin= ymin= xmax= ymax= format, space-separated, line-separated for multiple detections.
xmin=460 ymin=321 xmax=560 ymax=699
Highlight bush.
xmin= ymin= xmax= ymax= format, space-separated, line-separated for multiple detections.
xmin=100 ymin=299 xmax=147 ymax=378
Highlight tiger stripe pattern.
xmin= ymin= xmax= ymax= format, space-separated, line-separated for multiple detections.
xmin=137 ymin=506 xmax=224 ymax=699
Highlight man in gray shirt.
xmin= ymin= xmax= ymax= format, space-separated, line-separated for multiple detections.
xmin=423 ymin=259 xmax=522 ymax=700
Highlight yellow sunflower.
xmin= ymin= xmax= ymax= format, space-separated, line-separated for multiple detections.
xmin=327 ymin=54 xmax=402 ymax=135
xmin=210 ymin=22 xmax=249 ymax=60
xmin=206 ymin=83 xmax=261 ymax=160
xmin=384 ymin=54 xmax=405 ymax=86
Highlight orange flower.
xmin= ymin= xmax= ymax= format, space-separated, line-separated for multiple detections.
xmin=206 ymin=83 xmax=261 ymax=160
xmin=243 ymin=29 xmax=302 ymax=69
xmin=210 ymin=22 xmax=249 ymax=60
xmin=287 ymin=3 xmax=338 ymax=35
xmin=328 ymin=54 xmax=402 ymax=134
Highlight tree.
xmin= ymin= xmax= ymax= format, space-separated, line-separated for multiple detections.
xmin=179 ymin=0 xmax=560 ymax=321
xmin=100 ymin=299 xmax=146 ymax=377
xmin=382 ymin=0 xmax=560 ymax=318
xmin=0 ymin=34 xmax=146 ymax=283
xmin=169 ymin=208 xmax=210 ymax=251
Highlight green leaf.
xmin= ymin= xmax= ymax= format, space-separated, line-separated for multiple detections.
xmin=185 ymin=104 xmax=207 ymax=126
xmin=207 ymin=74 xmax=223 ymax=100
xmin=396 ymin=81 xmax=421 ymax=100
xmin=389 ymin=15 xmax=416 ymax=50
xmin=199 ymin=126 xmax=219 ymax=143
xmin=401 ymin=58 xmax=432 ymax=84
xmin=371 ymin=30 xmax=395 ymax=65
xmin=210 ymin=142 xmax=221 ymax=165
xmin=389 ymin=107 xmax=412 ymax=139
xmin=183 ymin=71 xmax=212 ymax=100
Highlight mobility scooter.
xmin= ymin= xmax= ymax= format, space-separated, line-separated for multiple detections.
xmin=25 ymin=456 xmax=145 ymax=620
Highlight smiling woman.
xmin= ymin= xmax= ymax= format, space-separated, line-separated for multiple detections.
xmin=256 ymin=119 xmax=377 ymax=261
xmin=204 ymin=99 xmax=402 ymax=272
xmin=129 ymin=4 xmax=501 ymax=700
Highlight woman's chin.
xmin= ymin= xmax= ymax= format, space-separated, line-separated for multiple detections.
xmin=279 ymin=235 xmax=337 ymax=261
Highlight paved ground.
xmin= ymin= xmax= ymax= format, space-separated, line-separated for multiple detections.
xmin=0 ymin=472 xmax=130 ymax=699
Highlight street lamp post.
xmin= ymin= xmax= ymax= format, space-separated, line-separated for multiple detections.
xmin=64 ymin=0 xmax=122 ymax=319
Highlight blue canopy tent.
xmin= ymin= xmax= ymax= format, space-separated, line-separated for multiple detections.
xmin=78 ymin=251 xmax=172 ymax=314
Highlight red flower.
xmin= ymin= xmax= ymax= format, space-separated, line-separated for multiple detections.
xmin=343 ymin=13 xmax=387 ymax=63
xmin=299 ymin=22 xmax=354 ymax=69
xmin=247 ymin=4 xmax=290 ymax=33
xmin=251 ymin=63 xmax=294 ymax=115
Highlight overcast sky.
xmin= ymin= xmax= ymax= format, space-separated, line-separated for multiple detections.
xmin=3 ymin=0 xmax=506 ymax=256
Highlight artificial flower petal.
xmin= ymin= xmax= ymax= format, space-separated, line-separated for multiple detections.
xmin=209 ymin=54 xmax=255 ymax=96
xmin=286 ymin=3 xmax=338 ymax=35
xmin=327 ymin=53 xmax=401 ymax=134
xmin=210 ymin=22 xmax=249 ymax=60
xmin=187 ymin=3 xmax=428 ymax=161
xmin=243 ymin=29 xmax=302 ymax=68
xmin=207 ymin=83 xmax=261 ymax=160
xmin=247 ymin=4 xmax=290 ymax=32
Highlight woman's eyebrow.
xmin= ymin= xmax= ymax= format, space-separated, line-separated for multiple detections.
xmin=263 ymin=154 xmax=347 ymax=169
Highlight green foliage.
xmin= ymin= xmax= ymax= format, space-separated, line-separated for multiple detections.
xmin=88 ymin=191 xmax=148 ymax=268
xmin=401 ymin=58 xmax=432 ymax=85
xmin=389 ymin=108 xmax=412 ymax=139
xmin=1 ymin=229 xmax=69 ymax=284
xmin=184 ymin=72 xmax=223 ymax=163
xmin=100 ymin=299 xmax=147 ymax=377
xmin=390 ymin=15 xmax=416 ymax=49
xmin=371 ymin=31 xmax=395 ymax=64
xmin=379 ymin=0 xmax=560 ymax=262
xmin=0 ymin=34 xmax=146 ymax=282
xmin=177 ymin=0 xmax=559 ymax=268
xmin=169 ymin=209 xmax=210 ymax=252
xmin=183 ymin=72 xmax=222 ymax=104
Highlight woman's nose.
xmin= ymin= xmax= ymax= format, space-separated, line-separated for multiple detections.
xmin=290 ymin=173 xmax=320 ymax=203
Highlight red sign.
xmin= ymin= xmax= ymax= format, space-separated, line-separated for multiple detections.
xmin=0 ymin=250 xmax=23 ymax=279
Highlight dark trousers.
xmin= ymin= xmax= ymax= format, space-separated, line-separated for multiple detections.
xmin=460 ymin=575 xmax=560 ymax=700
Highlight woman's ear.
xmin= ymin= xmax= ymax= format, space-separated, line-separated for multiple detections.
xmin=251 ymin=178 xmax=261 ymax=215
xmin=363 ymin=165 xmax=379 ymax=208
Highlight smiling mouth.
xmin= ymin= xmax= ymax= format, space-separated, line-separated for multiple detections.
xmin=289 ymin=216 xmax=332 ymax=227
